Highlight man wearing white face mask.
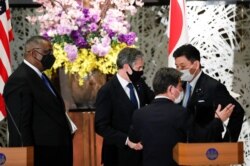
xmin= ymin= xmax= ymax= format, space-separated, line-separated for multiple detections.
xmin=128 ymin=67 xmax=234 ymax=166
xmin=173 ymin=44 xmax=245 ymax=142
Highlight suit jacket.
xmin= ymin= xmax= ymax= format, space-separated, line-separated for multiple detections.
xmin=186 ymin=72 xmax=245 ymax=142
xmin=95 ymin=75 xmax=154 ymax=166
xmin=129 ymin=98 xmax=224 ymax=166
xmin=3 ymin=63 xmax=73 ymax=166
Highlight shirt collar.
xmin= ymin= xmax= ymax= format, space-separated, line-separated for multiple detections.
xmin=116 ymin=73 xmax=130 ymax=88
xmin=24 ymin=59 xmax=42 ymax=78
xmin=189 ymin=70 xmax=202 ymax=88
xmin=155 ymin=95 xmax=170 ymax=100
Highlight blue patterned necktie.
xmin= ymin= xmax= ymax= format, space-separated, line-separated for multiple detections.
xmin=127 ymin=83 xmax=138 ymax=108
xmin=182 ymin=83 xmax=192 ymax=108
xmin=41 ymin=74 xmax=56 ymax=96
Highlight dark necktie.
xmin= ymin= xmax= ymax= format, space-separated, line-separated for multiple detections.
xmin=41 ymin=74 xmax=56 ymax=96
xmin=127 ymin=83 xmax=138 ymax=108
xmin=182 ymin=83 xmax=192 ymax=108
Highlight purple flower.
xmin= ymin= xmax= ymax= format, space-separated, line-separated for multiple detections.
xmin=89 ymin=23 xmax=98 ymax=32
xmin=71 ymin=31 xmax=88 ymax=48
xmin=82 ymin=8 xmax=89 ymax=15
xmin=64 ymin=44 xmax=78 ymax=62
xmin=42 ymin=32 xmax=51 ymax=40
xmin=71 ymin=30 xmax=81 ymax=39
xmin=105 ymin=29 xmax=116 ymax=38
xmin=75 ymin=37 xmax=88 ymax=48
xmin=101 ymin=35 xmax=111 ymax=47
xmin=118 ymin=32 xmax=137 ymax=45
xmin=57 ymin=25 xmax=71 ymax=35
xmin=91 ymin=43 xmax=111 ymax=57
xmin=91 ymin=14 xmax=100 ymax=23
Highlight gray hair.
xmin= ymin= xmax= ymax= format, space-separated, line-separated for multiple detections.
xmin=116 ymin=47 xmax=144 ymax=69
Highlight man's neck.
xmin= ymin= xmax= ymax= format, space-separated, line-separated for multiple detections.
xmin=117 ymin=70 xmax=130 ymax=82
xmin=155 ymin=93 xmax=174 ymax=101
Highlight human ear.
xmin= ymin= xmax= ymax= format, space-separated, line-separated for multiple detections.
xmin=125 ymin=64 xmax=132 ymax=74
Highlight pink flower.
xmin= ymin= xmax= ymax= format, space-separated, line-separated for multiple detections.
xmin=64 ymin=44 xmax=78 ymax=62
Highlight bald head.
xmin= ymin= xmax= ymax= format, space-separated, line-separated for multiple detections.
xmin=24 ymin=36 xmax=51 ymax=57
xmin=24 ymin=36 xmax=54 ymax=71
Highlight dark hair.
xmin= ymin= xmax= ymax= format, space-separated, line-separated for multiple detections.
xmin=173 ymin=44 xmax=200 ymax=62
xmin=153 ymin=67 xmax=182 ymax=95
xmin=116 ymin=47 xmax=143 ymax=69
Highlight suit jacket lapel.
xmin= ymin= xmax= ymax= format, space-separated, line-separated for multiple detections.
xmin=112 ymin=76 xmax=137 ymax=110
xmin=23 ymin=64 xmax=67 ymax=128
xmin=188 ymin=72 xmax=206 ymax=106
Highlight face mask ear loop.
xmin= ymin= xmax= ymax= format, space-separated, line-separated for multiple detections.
xmin=192 ymin=61 xmax=199 ymax=76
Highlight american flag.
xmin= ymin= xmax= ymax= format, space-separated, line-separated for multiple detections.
xmin=0 ymin=0 xmax=13 ymax=121
xmin=168 ymin=0 xmax=188 ymax=67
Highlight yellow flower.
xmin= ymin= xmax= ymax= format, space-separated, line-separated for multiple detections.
xmin=46 ymin=42 xmax=135 ymax=85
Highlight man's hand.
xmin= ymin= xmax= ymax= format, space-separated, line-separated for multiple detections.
xmin=127 ymin=138 xmax=143 ymax=150
xmin=215 ymin=103 xmax=235 ymax=122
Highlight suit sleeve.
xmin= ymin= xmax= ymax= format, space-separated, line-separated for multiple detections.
xmin=128 ymin=110 xmax=141 ymax=143
xmin=4 ymin=79 xmax=34 ymax=146
xmin=94 ymin=86 xmax=127 ymax=148
xmin=138 ymin=78 xmax=155 ymax=104
xmin=176 ymin=108 xmax=224 ymax=142
xmin=214 ymin=83 xmax=245 ymax=142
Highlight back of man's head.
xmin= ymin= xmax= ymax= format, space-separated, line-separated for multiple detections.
xmin=153 ymin=67 xmax=182 ymax=95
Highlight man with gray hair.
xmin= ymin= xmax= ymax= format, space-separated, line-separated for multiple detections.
xmin=95 ymin=47 xmax=155 ymax=166
xmin=128 ymin=67 xmax=234 ymax=166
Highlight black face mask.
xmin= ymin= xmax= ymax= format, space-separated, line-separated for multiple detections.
xmin=41 ymin=52 xmax=55 ymax=70
xmin=127 ymin=65 xmax=143 ymax=84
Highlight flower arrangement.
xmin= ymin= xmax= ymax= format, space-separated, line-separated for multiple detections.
xmin=27 ymin=0 xmax=143 ymax=85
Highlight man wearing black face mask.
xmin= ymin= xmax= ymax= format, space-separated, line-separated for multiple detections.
xmin=95 ymin=47 xmax=155 ymax=166
xmin=3 ymin=36 xmax=73 ymax=166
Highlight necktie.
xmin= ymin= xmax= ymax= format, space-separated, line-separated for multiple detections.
xmin=41 ymin=74 xmax=56 ymax=96
xmin=182 ymin=83 xmax=192 ymax=108
xmin=127 ymin=83 xmax=138 ymax=108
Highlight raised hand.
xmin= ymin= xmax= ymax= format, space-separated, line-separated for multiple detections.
xmin=215 ymin=103 xmax=235 ymax=122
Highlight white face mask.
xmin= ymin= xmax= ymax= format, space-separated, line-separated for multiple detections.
xmin=174 ymin=90 xmax=184 ymax=104
xmin=180 ymin=69 xmax=195 ymax=82
xmin=180 ymin=63 xmax=198 ymax=82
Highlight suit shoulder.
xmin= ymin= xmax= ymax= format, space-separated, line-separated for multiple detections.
xmin=4 ymin=66 xmax=30 ymax=96
xmin=97 ymin=76 xmax=118 ymax=95
xmin=201 ymin=73 xmax=224 ymax=87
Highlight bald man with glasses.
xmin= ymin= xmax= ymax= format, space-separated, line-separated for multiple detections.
xmin=3 ymin=36 xmax=73 ymax=166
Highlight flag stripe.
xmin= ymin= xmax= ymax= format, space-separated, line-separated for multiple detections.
xmin=0 ymin=0 xmax=13 ymax=121
xmin=6 ymin=8 xmax=14 ymax=41
xmin=168 ymin=0 xmax=183 ymax=54
xmin=168 ymin=0 xmax=188 ymax=67
xmin=0 ymin=77 xmax=4 ymax=94
xmin=0 ymin=21 xmax=11 ymax=62
xmin=0 ymin=41 xmax=12 ymax=77
xmin=0 ymin=59 xmax=8 ymax=83
xmin=0 ymin=94 xmax=7 ymax=117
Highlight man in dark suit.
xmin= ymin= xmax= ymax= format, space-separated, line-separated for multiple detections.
xmin=95 ymin=47 xmax=155 ymax=166
xmin=173 ymin=44 xmax=245 ymax=142
xmin=3 ymin=36 xmax=73 ymax=166
xmin=128 ymin=67 xmax=234 ymax=166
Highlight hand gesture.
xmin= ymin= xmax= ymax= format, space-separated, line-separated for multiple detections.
xmin=215 ymin=103 xmax=235 ymax=122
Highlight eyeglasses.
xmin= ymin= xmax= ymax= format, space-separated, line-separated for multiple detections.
xmin=27 ymin=48 xmax=52 ymax=56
